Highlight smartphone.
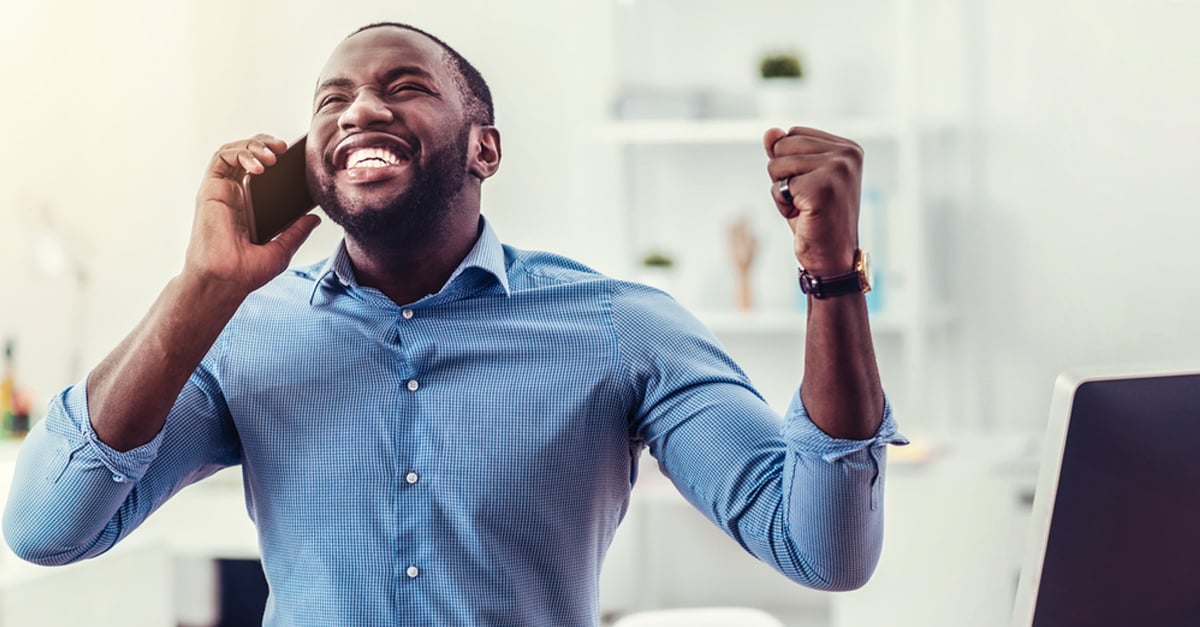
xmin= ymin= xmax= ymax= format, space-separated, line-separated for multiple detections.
xmin=244 ymin=136 xmax=316 ymax=245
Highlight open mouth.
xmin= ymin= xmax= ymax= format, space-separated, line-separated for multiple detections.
xmin=345 ymin=146 xmax=408 ymax=169
xmin=333 ymin=134 xmax=415 ymax=171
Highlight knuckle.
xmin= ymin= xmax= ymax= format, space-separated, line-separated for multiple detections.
xmin=815 ymin=181 xmax=837 ymax=206
xmin=842 ymin=142 xmax=865 ymax=163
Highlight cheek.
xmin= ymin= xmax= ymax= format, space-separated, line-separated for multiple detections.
xmin=306 ymin=118 xmax=338 ymax=166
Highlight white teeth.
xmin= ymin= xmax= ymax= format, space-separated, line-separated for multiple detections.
xmin=346 ymin=146 xmax=404 ymax=169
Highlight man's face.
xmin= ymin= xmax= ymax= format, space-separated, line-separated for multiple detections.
xmin=306 ymin=27 xmax=472 ymax=245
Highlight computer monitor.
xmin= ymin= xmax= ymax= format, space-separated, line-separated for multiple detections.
xmin=1011 ymin=365 xmax=1200 ymax=627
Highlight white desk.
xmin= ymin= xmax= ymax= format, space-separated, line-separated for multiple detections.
xmin=830 ymin=434 xmax=1040 ymax=627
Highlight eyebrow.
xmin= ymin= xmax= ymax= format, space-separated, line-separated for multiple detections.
xmin=313 ymin=65 xmax=437 ymax=99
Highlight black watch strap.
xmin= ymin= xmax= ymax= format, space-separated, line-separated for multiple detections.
xmin=798 ymin=267 xmax=866 ymax=299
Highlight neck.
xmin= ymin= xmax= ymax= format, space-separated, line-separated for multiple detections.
xmin=345 ymin=210 xmax=482 ymax=306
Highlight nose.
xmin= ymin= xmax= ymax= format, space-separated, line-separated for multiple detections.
xmin=338 ymin=90 xmax=394 ymax=130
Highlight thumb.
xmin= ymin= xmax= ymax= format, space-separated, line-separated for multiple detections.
xmin=268 ymin=213 xmax=322 ymax=259
xmin=763 ymin=127 xmax=787 ymax=159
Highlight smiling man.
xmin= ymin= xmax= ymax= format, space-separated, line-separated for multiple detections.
xmin=4 ymin=23 xmax=905 ymax=626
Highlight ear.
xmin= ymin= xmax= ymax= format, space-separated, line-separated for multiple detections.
xmin=468 ymin=125 xmax=502 ymax=180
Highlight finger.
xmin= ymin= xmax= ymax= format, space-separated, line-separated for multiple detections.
xmin=766 ymin=153 xmax=832 ymax=182
xmin=208 ymin=135 xmax=286 ymax=178
xmin=769 ymin=177 xmax=801 ymax=220
xmin=770 ymin=134 xmax=843 ymax=159
xmin=209 ymin=147 xmax=262 ymax=178
xmin=266 ymin=213 xmax=321 ymax=256
xmin=209 ymin=148 xmax=245 ymax=179
xmin=785 ymin=125 xmax=854 ymax=143
xmin=763 ymin=128 xmax=787 ymax=159
xmin=240 ymin=150 xmax=267 ymax=175
xmin=247 ymin=139 xmax=279 ymax=168
xmin=252 ymin=134 xmax=288 ymax=154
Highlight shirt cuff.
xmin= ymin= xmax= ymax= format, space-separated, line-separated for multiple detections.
xmin=783 ymin=388 xmax=909 ymax=463
xmin=57 ymin=377 xmax=166 ymax=484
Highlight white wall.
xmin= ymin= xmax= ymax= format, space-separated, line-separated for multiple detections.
xmin=0 ymin=1 xmax=200 ymax=400
xmin=961 ymin=0 xmax=1200 ymax=431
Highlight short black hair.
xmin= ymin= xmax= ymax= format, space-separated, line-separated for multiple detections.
xmin=349 ymin=22 xmax=494 ymax=126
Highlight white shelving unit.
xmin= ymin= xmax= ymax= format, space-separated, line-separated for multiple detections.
xmin=593 ymin=116 xmax=957 ymax=145
xmin=596 ymin=0 xmax=968 ymax=434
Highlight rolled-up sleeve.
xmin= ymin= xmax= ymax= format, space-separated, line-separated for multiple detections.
xmin=3 ymin=354 xmax=240 ymax=566
xmin=780 ymin=392 xmax=907 ymax=589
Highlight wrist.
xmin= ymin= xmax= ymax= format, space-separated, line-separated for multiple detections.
xmin=796 ymin=248 xmax=857 ymax=276
xmin=173 ymin=271 xmax=251 ymax=314
xmin=798 ymin=249 xmax=872 ymax=300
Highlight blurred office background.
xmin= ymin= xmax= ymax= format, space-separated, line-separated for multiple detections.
xmin=1 ymin=0 xmax=1198 ymax=625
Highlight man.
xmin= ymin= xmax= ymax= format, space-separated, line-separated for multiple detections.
xmin=4 ymin=22 xmax=905 ymax=626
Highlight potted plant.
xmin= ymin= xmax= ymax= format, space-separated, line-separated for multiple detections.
xmin=757 ymin=50 xmax=807 ymax=119
xmin=637 ymin=249 xmax=678 ymax=295
xmin=760 ymin=52 xmax=804 ymax=81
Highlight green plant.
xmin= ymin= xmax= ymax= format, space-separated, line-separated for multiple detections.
xmin=759 ymin=51 xmax=804 ymax=80
xmin=640 ymin=251 xmax=675 ymax=268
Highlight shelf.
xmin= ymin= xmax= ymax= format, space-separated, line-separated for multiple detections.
xmin=696 ymin=306 xmax=954 ymax=336
xmin=592 ymin=116 xmax=954 ymax=145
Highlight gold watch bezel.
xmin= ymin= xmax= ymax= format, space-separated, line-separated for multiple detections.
xmin=856 ymin=249 xmax=873 ymax=294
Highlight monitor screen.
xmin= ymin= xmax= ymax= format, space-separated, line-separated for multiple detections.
xmin=1012 ymin=368 xmax=1200 ymax=627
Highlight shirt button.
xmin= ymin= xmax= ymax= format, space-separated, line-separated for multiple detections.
xmin=405 ymin=472 xmax=419 ymax=484
xmin=406 ymin=565 xmax=420 ymax=578
xmin=402 ymin=309 xmax=414 ymax=320
xmin=406 ymin=380 xmax=420 ymax=392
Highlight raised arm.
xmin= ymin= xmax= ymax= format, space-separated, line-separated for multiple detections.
xmin=764 ymin=126 xmax=883 ymax=439
xmin=623 ymin=127 xmax=901 ymax=592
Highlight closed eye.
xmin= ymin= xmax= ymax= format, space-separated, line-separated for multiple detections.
xmin=387 ymin=83 xmax=430 ymax=96
xmin=316 ymin=94 xmax=349 ymax=111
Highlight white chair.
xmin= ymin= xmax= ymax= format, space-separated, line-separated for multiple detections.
xmin=612 ymin=606 xmax=787 ymax=627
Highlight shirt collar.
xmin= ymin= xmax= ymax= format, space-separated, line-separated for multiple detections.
xmin=308 ymin=216 xmax=510 ymax=305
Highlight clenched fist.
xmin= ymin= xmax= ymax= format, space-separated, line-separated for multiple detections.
xmin=764 ymin=127 xmax=863 ymax=277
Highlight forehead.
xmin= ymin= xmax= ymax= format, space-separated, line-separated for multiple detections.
xmin=318 ymin=27 xmax=449 ymax=85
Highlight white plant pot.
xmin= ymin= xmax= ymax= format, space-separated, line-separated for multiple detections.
xmin=756 ymin=78 xmax=810 ymax=120
xmin=636 ymin=266 xmax=678 ymax=296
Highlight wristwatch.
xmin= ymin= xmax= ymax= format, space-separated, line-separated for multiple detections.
xmin=798 ymin=249 xmax=873 ymax=299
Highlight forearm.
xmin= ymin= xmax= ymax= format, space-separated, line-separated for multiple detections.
xmin=89 ymin=273 xmax=246 ymax=451
xmin=801 ymin=292 xmax=884 ymax=439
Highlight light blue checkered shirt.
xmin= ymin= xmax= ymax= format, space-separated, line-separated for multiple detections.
xmin=5 ymin=218 xmax=904 ymax=626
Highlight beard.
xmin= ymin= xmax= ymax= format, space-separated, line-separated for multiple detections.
xmin=309 ymin=125 xmax=471 ymax=248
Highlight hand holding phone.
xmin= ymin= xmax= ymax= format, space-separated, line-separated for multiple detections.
xmin=244 ymin=136 xmax=317 ymax=245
